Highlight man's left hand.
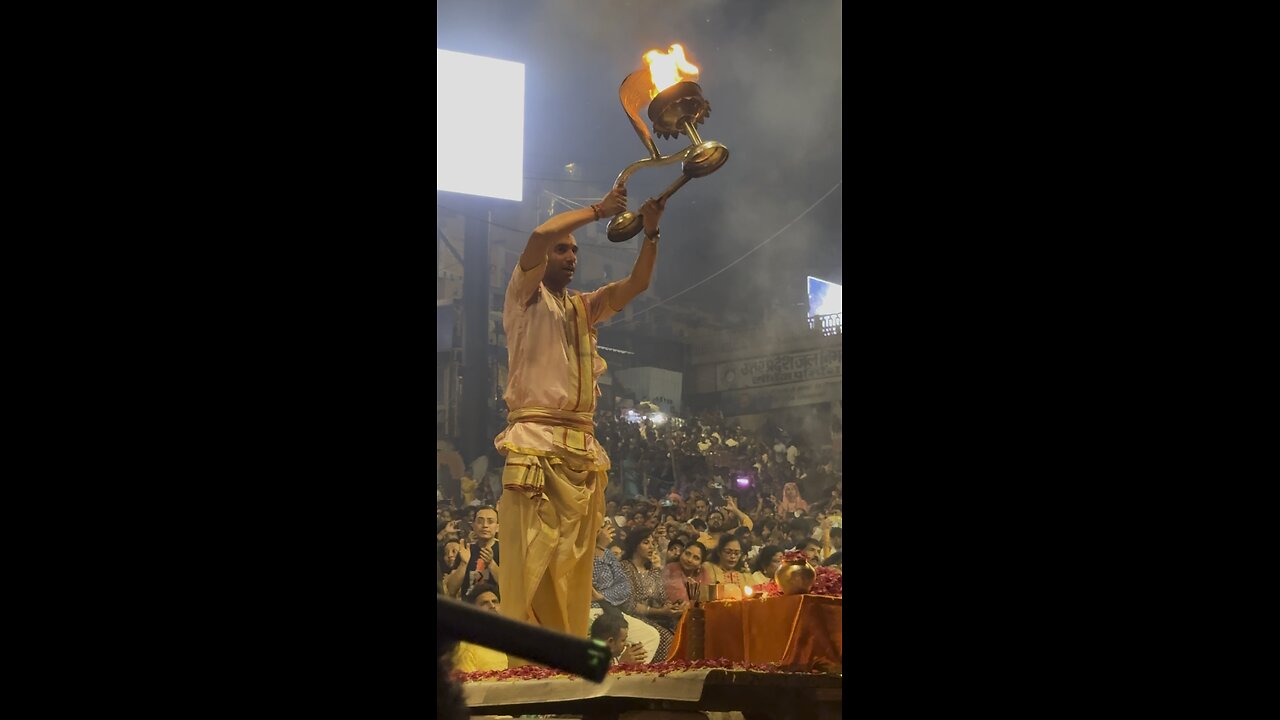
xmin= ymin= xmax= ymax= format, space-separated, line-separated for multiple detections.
xmin=641 ymin=196 xmax=665 ymax=236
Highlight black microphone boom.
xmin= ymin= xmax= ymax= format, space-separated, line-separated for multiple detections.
xmin=437 ymin=596 xmax=611 ymax=683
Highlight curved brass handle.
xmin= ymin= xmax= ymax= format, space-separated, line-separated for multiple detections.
xmin=606 ymin=175 xmax=691 ymax=243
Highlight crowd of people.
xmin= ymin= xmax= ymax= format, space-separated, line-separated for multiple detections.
xmin=436 ymin=404 xmax=843 ymax=671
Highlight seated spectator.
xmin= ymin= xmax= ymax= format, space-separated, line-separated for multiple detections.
xmin=443 ymin=506 xmax=500 ymax=601
xmin=733 ymin=526 xmax=758 ymax=557
xmin=665 ymin=536 xmax=686 ymax=565
xmin=618 ymin=528 xmax=682 ymax=654
xmin=700 ymin=497 xmax=754 ymax=548
xmin=663 ymin=541 xmax=706 ymax=604
xmin=701 ymin=535 xmax=751 ymax=598
xmin=588 ymin=518 xmax=666 ymax=663
xmin=813 ymin=516 xmax=837 ymax=558
xmin=748 ymin=545 xmax=784 ymax=586
xmin=652 ymin=522 xmax=670 ymax=560
xmin=589 ymin=608 xmax=647 ymax=665
xmin=689 ymin=517 xmax=708 ymax=541
xmin=800 ymin=537 xmax=825 ymax=565
xmin=452 ymin=582 xmax=508 ymax=672
xmin=439 ymin=540 xmax=463 ymax=595
xmin=777 ymin=481 xmax=810 ymax=516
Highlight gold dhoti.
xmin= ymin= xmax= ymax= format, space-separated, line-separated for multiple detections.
xmin=496 ymin=451 xmax=606 ymax=665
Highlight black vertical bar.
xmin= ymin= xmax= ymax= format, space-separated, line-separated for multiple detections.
xmin=460 ymin=196 xmax=491 ymax=465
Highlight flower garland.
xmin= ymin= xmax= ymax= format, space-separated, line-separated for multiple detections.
xmin=751 ymin=580 xmax=783 ymax=597
xmin=455 ymin=657 xmax=827 ymax=683
xmin=781 ymin=549 xmax=809 ymax=564
xmin=811 ymin=566 xmax=842 ymax=596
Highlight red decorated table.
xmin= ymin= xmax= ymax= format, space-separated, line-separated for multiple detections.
xmin=669 ymin=593 xmax=842 ymax=669
xmin=458 ymin=592 xmax=842 ymax=719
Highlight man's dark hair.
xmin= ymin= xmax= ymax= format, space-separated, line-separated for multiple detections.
xmin=751 ymin=545 xmax=783 ymax=574
xmin=802 ymin=537 xmax=823 ymax=551
xmin=668 ymin=537 xmax=686 ymax=553
xmin=589 ymin=611 xmax=628 ymax=641
xmin=474 ymin=505 xmax=497 ymax=518
xmin=466 ymin=581 xmax=501 ymax=604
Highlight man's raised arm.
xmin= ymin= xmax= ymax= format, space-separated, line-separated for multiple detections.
xmin=606 ymin=196 xmax=666 ymax=311
xmin=518 ymin=186 xmax=628 ymax=274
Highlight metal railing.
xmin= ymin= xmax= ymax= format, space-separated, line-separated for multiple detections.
xmin=808 ymin=312 xmax=842 ymax=336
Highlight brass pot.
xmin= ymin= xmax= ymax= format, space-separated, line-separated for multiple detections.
xmin=774 ymin=560 xmax=816 ymax=595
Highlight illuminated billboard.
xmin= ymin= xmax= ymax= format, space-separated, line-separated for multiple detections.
xmin=807 ymin=276 xmax=842 ymax=318
xmin=436 ymin=49 xmax=525 ymax=201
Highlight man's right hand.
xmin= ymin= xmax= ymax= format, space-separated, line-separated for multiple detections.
xmin=599 ymin=185 xmax=627 ymax=217
xmin=457 ymin=543 xmax=472 ymax=567
xmin=619 ymin=642 xmax=648 ymax=664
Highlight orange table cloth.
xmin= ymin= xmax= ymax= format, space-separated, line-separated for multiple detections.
xmin=668 ymin=593 xmax=842 ymax=667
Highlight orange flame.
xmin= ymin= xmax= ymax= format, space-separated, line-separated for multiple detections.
xmin=643 ymin=44 xmax=699 ymax=98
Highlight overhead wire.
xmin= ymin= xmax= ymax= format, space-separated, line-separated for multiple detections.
xmin=599 ymin=180 xmax=842 ymax=329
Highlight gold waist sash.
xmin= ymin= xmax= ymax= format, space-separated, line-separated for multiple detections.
xmin=507 ymin=407 xmax=595 ymax=433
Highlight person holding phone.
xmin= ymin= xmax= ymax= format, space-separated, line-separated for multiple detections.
xmin=444 ymin=506 xmax=500 ymax=600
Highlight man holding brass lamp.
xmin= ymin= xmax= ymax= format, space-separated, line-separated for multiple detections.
xmin=494 ymin=183 xmax=667 ymax=656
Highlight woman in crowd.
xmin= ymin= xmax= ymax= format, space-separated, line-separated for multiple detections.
xmin=701 ymin=534 xmax=751 ymax=596
xmin=618 ymin=527 xmax=683 ymax=650
xmin=748 ymin=544 xmax=784 ymax=587
xmin=439 ymin=540 xmax=463 ymax=597
xmin=663 ymin=541 xmax=706 ymax=604
xmin=777 ymin=481 xmax=810 ymax=517
xmin=589 ymin=518 xmax=666 ymax=663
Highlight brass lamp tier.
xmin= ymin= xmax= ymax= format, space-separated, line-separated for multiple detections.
xmin=606 ymin=72 xmax=730 ymax=243
xmin=648 ymin=81 xmax=711 ymax=141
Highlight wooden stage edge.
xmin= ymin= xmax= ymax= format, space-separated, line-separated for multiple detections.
xmin=464 ymin=668 xmax=842 ymax=720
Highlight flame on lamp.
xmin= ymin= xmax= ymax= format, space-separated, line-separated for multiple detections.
xmin=643 ymin=44 xmax=699 ymax=98
xmin=743 ymin=585 xmax=754 ymax=597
